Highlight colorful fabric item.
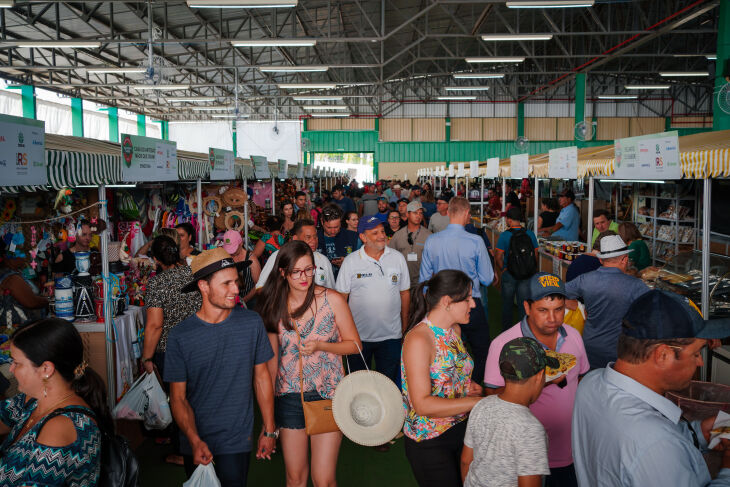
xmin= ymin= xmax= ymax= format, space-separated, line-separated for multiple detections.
xmin=402 ymin=322 xmax=474 ymax=442
xmin=276 ymin=291 xmax=344 ymax=399
xmin=0 ymin=395 xmax=101 ymax=486
xmin=261 ymin=233 xmax=286 ymax=263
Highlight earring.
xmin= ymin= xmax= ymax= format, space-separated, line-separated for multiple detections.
xmin=446 ymin=305 xmax=451 ymax=311
xmin=42 ymin=376 xmax=49 ymax=397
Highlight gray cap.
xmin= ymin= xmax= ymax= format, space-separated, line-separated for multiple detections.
xmin=406 ymin=201 xmax=423 ymax=213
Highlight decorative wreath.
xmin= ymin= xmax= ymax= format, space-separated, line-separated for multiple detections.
xmin=224 ymin=211 xmax=245 ymax=231
xmin=203 ymin=195 xmax=222 ymax=217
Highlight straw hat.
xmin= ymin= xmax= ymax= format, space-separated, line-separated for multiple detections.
xmin=332 ymin=370 xmax=405 ymax=446
xmin=181 ymin=247 xmax=250 ymax=293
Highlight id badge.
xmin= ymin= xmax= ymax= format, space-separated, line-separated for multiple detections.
xmin=407 ymin=252 xmax=418 ymax=262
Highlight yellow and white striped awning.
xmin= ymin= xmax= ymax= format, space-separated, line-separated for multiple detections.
xmin=681 ymin=148 xmax=730 ymax=178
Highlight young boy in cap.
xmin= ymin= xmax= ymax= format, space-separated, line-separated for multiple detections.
xmin=461 ymin=337 xmax=556 ymax=487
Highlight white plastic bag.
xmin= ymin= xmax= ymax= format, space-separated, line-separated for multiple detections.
xmin=183 ymin=464 xmax=221 ymax=487
xmin=112 ymin=372 xmax=172 ymax=430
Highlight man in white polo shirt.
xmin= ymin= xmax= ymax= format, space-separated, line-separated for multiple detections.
xmin=256 ymin=219 xmax=335 ymax=289
xmin=336 ymin=215 xmax=410 ymax=389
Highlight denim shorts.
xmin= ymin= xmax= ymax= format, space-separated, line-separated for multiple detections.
xmin=275 ymin=391 xmax=324 ymax=430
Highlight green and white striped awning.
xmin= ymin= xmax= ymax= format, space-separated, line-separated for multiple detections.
xmin=178 ymin=159 xmax=210 ymax=180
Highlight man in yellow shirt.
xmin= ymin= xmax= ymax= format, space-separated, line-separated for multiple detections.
xmin=591 ymin=210 xmax=619 ymax=248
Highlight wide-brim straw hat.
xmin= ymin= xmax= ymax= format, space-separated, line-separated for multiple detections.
xmin=181 ymin=247 xmax=250 ymax=293
xmin=596 ymin=234 xmax=633 ymax=259
xmin=332 ymin=370 xmax=405 ymax=446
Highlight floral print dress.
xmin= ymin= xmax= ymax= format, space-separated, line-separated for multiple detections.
xmin=401 ymin=321 xmax=474 ymax=442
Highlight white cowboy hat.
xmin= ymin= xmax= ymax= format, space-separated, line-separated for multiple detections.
xmin=332 ymin=370 xmax=405 ymax=446
xmin=596 ymin=234 xmax=633 ymax=259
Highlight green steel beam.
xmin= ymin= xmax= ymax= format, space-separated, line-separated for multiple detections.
xmin=108 ymin=107 xmax=118 ymax=142
xmin=303 ymin=118 xmax=308 ymax=131
xmin=137 ymin=114 xmax=146 ymax=136
xmin=517 ymin=103 xmax=525 ymax=138
xmin=71 ymin=98 xmax=83 ymax=137
xmin=5 ymin=85 xmax=36 ymax=119
xmin=575 ymin=73 xmax=586 ymax=147
xmin=714 ymin=0 xmax=730 ymax=131
xmin=232 ymin=120 xmax=237 ymax=158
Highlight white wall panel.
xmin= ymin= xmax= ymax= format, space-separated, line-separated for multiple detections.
xmin=546 ymin=103 xmax=571 ymax=117
xmin=494 ymin=103 xmax=517 ymax=117
xmin=524 ymin=103 xmax=549 ymax=117
xmin=146 ymin=122 xmax=161 ymax=139
xmin=119 ymin=118 xmax=138 ymax=137
xmin=83 ymin=110 xmax=109 ymax=141
xmin=426 ymin=103 xmax=447 ymax=117
xmin=0 ymin=90 xmax=23 ymax=117
xmin=36 ymin=101 xmax=72 ymax=136
xmin=471 ymin=103 xmax=495 ymax=118
xmin=449 ymin=103 xmax=472 ymax=117
xmin=170 ymin=122 xmax=233 ymax=152
xmin=237 ymin=120 xmax=301 ymax=164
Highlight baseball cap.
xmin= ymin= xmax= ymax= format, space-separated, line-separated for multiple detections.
xmin=558 ymin=188 xmax=575 ymax=200
xmin=505 ymin=207 xmax=523 ymax=221
xmin=377 ymin=196 xmax=388 ymax=202
xmin=622 ymin=290 xmax=730 ymax=340
xmin=528 ymin=272 xmax=567 ymax=301
xmin=406 ymin=201 xmax=423 ymax=213
xmin=499 ymin=337 xmax=560 ymax=381
xmin=397 ymin=197 xmax=409 ymax=205
xmin=221 ymin=230 xmax=242 ymax=255
xmin=358 ymin=215 xmax=383 ymax=234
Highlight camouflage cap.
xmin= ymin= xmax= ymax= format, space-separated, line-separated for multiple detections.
xmin=499 ymin=337 xmax=560 ymax=381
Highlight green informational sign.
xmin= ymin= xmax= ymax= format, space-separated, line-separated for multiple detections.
xmin=252 ymin=155 xmax=270 ymax=179
xmin=614 ymin=131 xmax=680 ymax=180
xmin=277 ymin=159 xmax=288 ymax=180
xmin=121 ymin=133 xmax=177 ymax=182
xmin=209 ymin=147 xmax=234 ymax=181
xmin=0 ymin=114 xmax=46 ymax=186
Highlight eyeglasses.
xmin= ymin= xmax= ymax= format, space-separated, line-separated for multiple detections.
xmin=290 ymin=266 xmax=315 ymax=279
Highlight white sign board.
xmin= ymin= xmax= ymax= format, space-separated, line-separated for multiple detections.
xmin=0 ymin=114 xmax=46 ymax=186
xmin=208 ymin=147 xmax=235 ymax=181
xmin=510 ymin=153 xmax=529 ymax=179
xmin=548 ymin=146 xmax=578 ymax=179
xmin=448 ymin=165 xmax=455 ymax=177
xmin=470 ymin=161 xmax=479 ymax=179
xmin=486 ymin=157 xmax=500 ymax=178
xmin=614 ymin=131 xmax=681 ymax=180
xmin=237 ymin=120 xmax=301 ymax=165
xmin=121 ymin=133 xmax=177 ymax=182
xmin=457 ymin=163 xmax=466 ymax=178
xmin=252 ymin=155 xmax=270 ymax=179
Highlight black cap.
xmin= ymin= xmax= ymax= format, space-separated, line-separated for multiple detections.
xmin=505 ymin=207 xmax=523 ymax=221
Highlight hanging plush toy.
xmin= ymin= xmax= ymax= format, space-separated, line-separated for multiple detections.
xmin=54 ymin=189 xmax=73 ymax=214
xmin=66 ymin=220 xmax=77 ymax=243
xmin=0 ymin=200 xmax=16 ymax=222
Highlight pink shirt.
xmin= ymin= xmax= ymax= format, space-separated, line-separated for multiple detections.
xmin=484 ymin=319 xmax=589 ymax=468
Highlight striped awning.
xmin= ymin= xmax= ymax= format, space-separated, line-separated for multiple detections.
xmin=682 ymin=148 xmax=730 ymax=178
xmin=578 ymin=159 xmax=614 ymax=178
xmin=48 ymin=150 xmax=122 ymax=189
xmin=178 ymin=159 xmax=210 ymax=180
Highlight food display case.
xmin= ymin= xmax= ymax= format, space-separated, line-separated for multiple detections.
xmin=652 ymin=250 xmax=730 ymax=317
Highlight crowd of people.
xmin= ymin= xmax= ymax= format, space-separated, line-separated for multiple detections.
xmin=0 ymin=178 xmax=728 ymax=487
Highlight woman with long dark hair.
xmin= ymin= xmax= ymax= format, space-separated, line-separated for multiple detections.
xmin=0 ymin=318 xmax=112 ymax=485
xmin=281 ymin=201 xmax=296 ymax=239
xmin=175 ymin=222 xmax=200 ymax=264
xmin=401 ymin=270 xmax=484 ymax=487
xmin=257 ymin=240 xmax=361 ymax=487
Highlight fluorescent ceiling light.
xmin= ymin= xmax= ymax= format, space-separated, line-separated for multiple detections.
xmin=597 ymin=95 xmax=638 ymax=100
xmin=301 ymin=105 xmax=348 ymax=110
xmin=131 ymin=84 xmax=190 ymax=90
xmin=187 ymin=0 xmax=296 ymax=7
xmin=0 ymin=1 xmax=13 ymax=8
xmin=211 ymin=114 xmax=249 ymax=118
xmin=465 ymin=57 xmax=525 ymax=63
xmin=15 ymin=41 xmax=101 ymax=49
xmin=87 ymin=67 xmax=147 ymax=74
xmin=79 ymin=184 xmax=136 ymax=188
xmin=659 ymin=71 xmax=709 ymax=77
xmin=292 ymin=95 xmax=343 ymax=101
xmin=453 ymin=73 xmax=505 ymax=79
xmin=444 ymin=86 xmax=490 ymax=91
xmin=624 ymin=85 xmax=670 ymax=90
xmin=166 ymin=97 xmax=217 ymax=102
xmin=436 ymin=96 xmax=477 ymax=100
xmin=278 ymin=83 xmax=337 ymax=89
xmin=310 ymin=113 xmax=349 ymax=117
xmin=706 ymin=54 xmax=717 ymax=60
xmin=258 ymin=65 xmax=329 ymax=72
xmin=191 ymin=105 xmax=233 ymax=110
xmin=231 ymin=39 xmax=316 ymax=47
xmin=506 ymin=1 xmax=594 ymax=7
xmin=481 ymin=34 xmax=553 ymax=41
xmin=599 ymin=179 xmax=664 ymax=184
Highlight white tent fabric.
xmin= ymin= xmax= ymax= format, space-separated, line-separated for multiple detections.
xmin=237 ymin=120 xmax=301 ymax=165
xmin=170 ymin=121 xmax=233 ymax=152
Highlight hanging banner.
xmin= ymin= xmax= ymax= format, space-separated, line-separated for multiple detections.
xmin=510 ymin=153 xmax=529 ymax=179
xmin=457 ymin=163 xmax=465 ymax=178
xmin=297 ymin=162 xmax=304 ymax=179
xmin=614 ymin=131 xmax=680 ymax=180
xmin=306 ymin=164 xmax=313 ymax=178
xmin=448 ymin=165 xmax=455 ymax=177
xmin=486 ymin=157 xmax=500 ymax=178
xmin=469 ymin=160 xmax=479 ymax=179
xmin=277 ymin=159 xmax=288 ymax=180
xmin=121 ymin=133 xmax=177 ymax=182
xmin=208 ymin=147 xmax=235 ymax=181
xmin=404 ymin=173 xmax=408 ymax=181
xmin=251 ymin=155 xmax=270 ymax=179
xmin=548 ymin=146 xmax=578 ymax=179
xmin=0 ymin=114 xmax=46 ymax=186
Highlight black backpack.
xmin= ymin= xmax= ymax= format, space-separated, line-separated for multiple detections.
xmin=507 ymin=228 xmax=538 ymax=280
xmin=40 ymin=406 xmax=140 ymax=487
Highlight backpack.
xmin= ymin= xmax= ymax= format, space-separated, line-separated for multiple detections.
xmin=507 ymin=228 xmax=538 ymax=280
xmin=40 ymin=407 xmax=140 ymax=487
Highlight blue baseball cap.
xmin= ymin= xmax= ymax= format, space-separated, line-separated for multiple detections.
xmin=358 ymin=215 xmax=383 ymax=234
xmin=528 ymin=272 xmax=567 ymax=301
xmin=622 ymin=290 xmax=730 ymax=340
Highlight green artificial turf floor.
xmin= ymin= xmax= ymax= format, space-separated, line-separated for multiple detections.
xmin=138 ymin=286 xmax=513 ymax=486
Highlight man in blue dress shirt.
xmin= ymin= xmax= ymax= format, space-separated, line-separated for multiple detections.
xmin=420 ymin=196 xmax=494 ymax=384
xmin=572 ymin=290 xmax=730 ymax=487
xmin=540 ymin=188 xmax=580 ymax=241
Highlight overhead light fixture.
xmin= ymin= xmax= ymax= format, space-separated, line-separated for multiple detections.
xmin=278 ymin=83 xmax=337 ymax=89
xmin=624 ymin=84 xmax=671 ymax=90
xmin=706 ymin=54 xmax=717 ymax=60
xmin=599 ymin=179 xmax=664 ymax=184
xmin=481 ymin=34 xmax=553 ymax=41
xmin=292 ymin=95 xmax=343 ymax=101
xmin=87 ymin=67 xmax=147 ymax=74
xmin=597 ymin=95 xmax=638 ymax=100
xmin=79 ymin=184 xmax=137 ymax=188
xmin=191 ymin=105 xmax=233 ymax=110
xmin=166 ymin=97 xmax=217 ymax=102
xmin=301 ymin=105 xmax=348 ymax=110
xmin=15 ymin=41 xmax=101 ymax=49
xmin=258 ymin=65 xmax=329 ymax=72
xmin=131 ymin=84 xmax=191 ymax=90
xmin=465 ymin=57 xmax=525 ymax=63
xmin=211 ymin=114 xmax=249 ymax=118
xmin=310 ymin=113 xmax=350 ymax=117
xmin=659 ymin=71 xmax=709 ymax=77
xmin=0 ymin=1 xmax=13 ymax=8
xmin=231 ymin=39 xmax=316 ymax=47
xmin=506 ymin=1 xmax=595 ymax=7
xmin=436 ymin=95 xmax=477 ymax=100
xmin=187 ymin=0 xmax=296 ymax=8
xmin=444 ymin=86 xmax=490 ymax=91
xmin=453 ymin=73 xmax=505 ymax=79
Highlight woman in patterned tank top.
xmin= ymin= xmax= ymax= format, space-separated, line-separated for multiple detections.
xmin=401 ymin=270 xmax=485 ymax=487
xmin=257 ymin=241 xmax=361 ymax=487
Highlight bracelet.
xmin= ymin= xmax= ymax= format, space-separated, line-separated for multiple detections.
xmin=142 ymin=357 xmax=153 ymax=364
xmin=262 ymin=429 xmax=279 ymax=439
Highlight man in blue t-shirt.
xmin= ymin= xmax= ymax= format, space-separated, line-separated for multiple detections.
xmin=496 ymin=207 xmax=540 ymax=331
xmin=540 ymin=188 xmax=580 ymax=241
xmin=165 ymin=248 xmax=276 ymax=487
xmin=332 ymin=184 xmax=356 ymax=214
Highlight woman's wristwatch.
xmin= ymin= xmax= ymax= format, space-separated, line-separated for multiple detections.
xmin=262 ymin=429 xmax=279 ymax=439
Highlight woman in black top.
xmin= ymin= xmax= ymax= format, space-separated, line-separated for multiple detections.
xmin=538 ymin=198 xmax=560 ymax=232
xmin=175 ymin=222 xmax=200 ymax=264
